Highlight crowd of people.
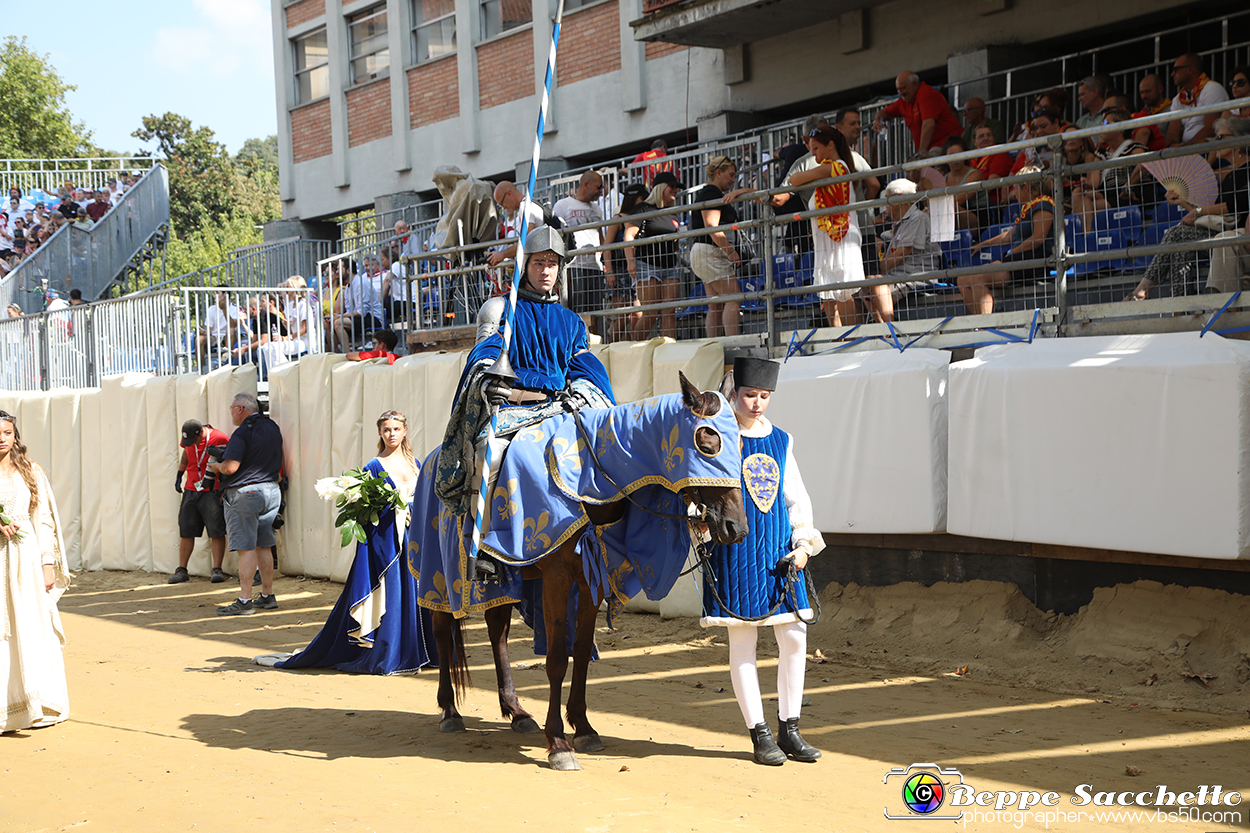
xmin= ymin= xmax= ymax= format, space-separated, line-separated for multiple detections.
xmin=0 ymin=174 xmax=139 ymax=281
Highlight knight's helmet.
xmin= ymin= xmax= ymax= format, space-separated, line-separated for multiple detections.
xmin=476 ymin=223 xmax=567 ymax=342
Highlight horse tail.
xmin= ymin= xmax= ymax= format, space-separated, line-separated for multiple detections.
xmin=449 ymin=616 xmax=471 ymax=703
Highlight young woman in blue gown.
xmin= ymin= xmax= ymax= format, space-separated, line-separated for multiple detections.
xmin=271 ymin=410 xmax=435 ymax=674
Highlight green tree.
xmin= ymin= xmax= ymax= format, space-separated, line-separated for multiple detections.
xmin=235 ymin=135 xmax=278 ymax=174
xmin=0 ymin=35 xmax=95 ymax=158
xmin=132 ymin=112 xmax=235 ymax=237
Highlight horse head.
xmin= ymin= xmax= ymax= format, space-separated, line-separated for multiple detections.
xmin=678 ymin=371 xmax=747 ymax=546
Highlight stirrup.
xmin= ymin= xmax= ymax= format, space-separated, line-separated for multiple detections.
xmin=470 ymin=555 xmax=501 ymax=584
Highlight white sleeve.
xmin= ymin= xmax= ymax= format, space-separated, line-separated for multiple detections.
xmin=783 ymin=432 xmax=826 ymax=557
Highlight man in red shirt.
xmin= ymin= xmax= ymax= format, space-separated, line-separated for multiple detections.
xmin=873 ymin=72 xmax=963 ymax=154
xmin=631 ymin=139 xmax=673 ymax=185
xmin=971 ymin=125 xmax=1014 ymax=203
xmin=85 ymin=190 xmax=110 ymax=222
xmin=1132 ymin=75 xmax=1171 ymax=151
xmin=170 ymin=419 xmax=231 ymax=584
xmin=347 ymin=329 xmax=400 ymax=364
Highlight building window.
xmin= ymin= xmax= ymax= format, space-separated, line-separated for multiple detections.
xmin=294 ymin=28 xmax=329 ymax=104
xmin=349 ymin=4 xmax=390 ymax=84
xmin=411 ymin=0 xmax=456 ymax=63
xmin=479 ymin=0 xmax=531 ymax=40
xmin=563 ymin=0 xmax=595 ymax=8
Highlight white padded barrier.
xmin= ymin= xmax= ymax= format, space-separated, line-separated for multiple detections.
xmin=144 ymin=376 xmax=179 ymax=574
xmin=948 ymin=332 xmax=1250 ymax=559
xmin=652 ymin=339 xmax=725 ymax=396
xmin=268 ymin=361 xmax=303 ymax=576
xmin=770 ymin=350 xmax=950 ymax=534
xmin=607 ymin=337 xmax=667 ymax=403
xmin=78 ymin=388 xmax=103 ymax=571
xmin=48 ymin=389 xmax=83 ymax=570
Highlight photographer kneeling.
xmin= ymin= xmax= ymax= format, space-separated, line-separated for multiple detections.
xmin=169 ymin=419 xmax=231 ymax=584
xmin=206 ymin=393 xmax=285 ymax=615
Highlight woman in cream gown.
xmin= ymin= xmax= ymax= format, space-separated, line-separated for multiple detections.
xmin=2 ymin=409 xmax=70 ymax=732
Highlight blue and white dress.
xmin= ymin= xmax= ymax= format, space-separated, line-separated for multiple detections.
xmin=701 ymin=417 xmax=825 ymax=628
xmin=275 ymin=457 xmax=435 ymax=675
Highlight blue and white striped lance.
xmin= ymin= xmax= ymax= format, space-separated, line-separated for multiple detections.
xmin=467 ymin=0 xmax=566 ymax=574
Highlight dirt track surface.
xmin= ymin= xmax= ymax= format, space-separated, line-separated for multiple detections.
xmin=3 ymin=571 xmax=1248 ymax=833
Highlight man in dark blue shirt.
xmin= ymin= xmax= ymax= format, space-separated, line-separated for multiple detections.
xmin=206 ymin=392 xmax=284 ymax=615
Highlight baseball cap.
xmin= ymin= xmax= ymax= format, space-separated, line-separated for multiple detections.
xmin=180 ymin=419 xmax=205 ymax=447
xmin=651 ymin=171 xmax=685 ymax=190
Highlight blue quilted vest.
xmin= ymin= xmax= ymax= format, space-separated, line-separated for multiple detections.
xmin=702 ymin=426 xmax=810 ymax=620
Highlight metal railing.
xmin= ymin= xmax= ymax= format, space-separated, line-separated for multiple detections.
xmin=309 ymin=98 xmax=1250 ymax=357
xmin=148 ymin=237 xmax=333 ymax=293
xmin=0 ymin=156 xmax=160 ymax=199
xmin=335 ymin=198 xmax=446 ymax=253
xmin=1 ymin=165 xmax=171 ymax=309
xmin=180 ymin=286 xmax=326 ymax=379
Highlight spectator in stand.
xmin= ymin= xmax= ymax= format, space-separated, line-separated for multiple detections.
xmin=691 ymin=156 xmax=755 ymax=338
xmin=1070 ymin=109 xmax=1148 ymax=229
xmin=1011 ymin=89 xmax=1070 ymax=143
xmin=771 ymin=114 xmax=829 ymax=256
xmin=346 ymin=329 xmax=400 ymax=364
xmin=234 ymin=294 xmax=289 ymax=374
xmin=106 ymin=178 xmax=123 ymax=205
xmin=836 ymin=107 xmax=883 ymax=272
xmin=281 ymin=276 xmax=315 ymax=360
xmin=632 ymin=139 xmax=673 ymax=186
xmin=972 ymin=124 xmax=1014 ymax=204
xmin=486 ymin=181 xmax=547 ymax=269
xmin=552 ymin=171 xmax=608 ymax=321
xmin=959 ymin=165 xmax=1054 ymax=315
xmin=943 ymin=136 xmax=990 ymax=235
xmin=784 ymin=125 xmax=864 ymax=327
xmin=199 ymin=287 xmax=247 ymax=369
xmin=873 ymin=72 xmax=963 ymax=154
xmin=1207 ymin=212 xmax=1250 ymax=293
xmin=0 ymin=212 xmax=13 ymax=255
xmin=208 ymin=393 xmax=284 ymax=616
xmin=338 ymin=256 xmax=387 ymax=349
xmin=85 ymin=191 xmax=110 ymax=222
xmin=1076 ymin=75 xmax=1112 ymax=129
xmin=321 ymin=261 xmax=348 ymax=350
xmin=624 ymin=171 xmax=684 ymax=340
xmin=961 ymin=97 xmax=1005 ymax=147
xmin=1010 ymin=108 xmax=1064 ymax=175
xmin=1167 ymin=53 xmax=1229 ymax=147
xmin=1134 ymin=74 xmax=1172 ymax=150
xmin=169 ymin=419 xmax=230 ymax=585
xmin=601 ymin=182 xmax=647 ymax=342
xmin=68 ymin=289 xmax=84 ymax=307
xmin=859 ymin=178 xmax=942 ymax=324
xmin=1221 ymin=66 xmax=1250 ymax=120
xmin=1059 ymin=136 xmax=1096 ymax=209
xmin=7 ymin=187 xmax=33 ymax=213
xmin=1128 ymin=117 xmax=1250 ymax=300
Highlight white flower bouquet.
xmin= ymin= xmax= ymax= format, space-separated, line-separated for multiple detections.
xmin=314 ymin=468 xmax=408 ymax=547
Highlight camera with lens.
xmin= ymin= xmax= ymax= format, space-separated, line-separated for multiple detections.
xmin=196 ymin=445 xmax=227 ymax=491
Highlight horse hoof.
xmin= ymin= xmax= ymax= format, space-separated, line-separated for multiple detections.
xmin=439 ymin=716 xmax=467 ymax=733
xmin=573 ymin=733 xmax=605 ymax=753
xmin=548 ymin=750 xmax=582 ymax=771
xmin=511 ymin=715 xmax=541 ymax=734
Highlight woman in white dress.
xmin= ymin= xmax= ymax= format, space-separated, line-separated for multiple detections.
xmin=785 ymin=125 xmax=865 ymax=328
xmin=1 ymin=409 xmax=70 ymax=732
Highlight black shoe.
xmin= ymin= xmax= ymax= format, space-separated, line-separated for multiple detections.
xmin=776 ymin=717 xmax=821 ymax=762
xmin=210 ymin=568 xmax=227 ymax=584
xmin=217 ymin=598 xmax=255 ymax=616
xmin=252 ymin=570 xmax=261 ymax=587
xmin=254 ymin=593 xmax=278 ymax=611
xmin=167 ymin=567 xmax=189 ymax=584
xmin=749 ymin=722 xmax=786 ymax=766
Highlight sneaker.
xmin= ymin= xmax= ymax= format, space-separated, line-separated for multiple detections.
xmin=210 ymin=568 xmax=227 ymax=584
xmin=254 ymin=593 xmax=278 ymax=611
xmin=252 ymin=570 xmax=261 ymax=587
xmin=216 ymin=598 xmax=255 ymax=616
xmin=167 ymin=567 xmax=189 ymax=584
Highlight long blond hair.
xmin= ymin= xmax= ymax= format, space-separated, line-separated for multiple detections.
xmin=376 ymin=410 xmax=416 ymax=469
xmin=0 ymin=410 xmax=40 ymax=514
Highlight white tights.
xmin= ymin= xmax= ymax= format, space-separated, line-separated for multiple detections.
xmin=726 ymin=621 xmax=808 ymax=728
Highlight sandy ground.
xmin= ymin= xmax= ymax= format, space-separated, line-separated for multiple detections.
xmin=3 ymin=570 xmax=1249 ymax=833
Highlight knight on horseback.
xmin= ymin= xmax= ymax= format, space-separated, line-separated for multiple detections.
xmin=434 ymin=225 xmax=616 ymax=579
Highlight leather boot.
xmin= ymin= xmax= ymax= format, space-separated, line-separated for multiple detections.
xmin=749 ymin=722 xmax=786 ymax=766
xmin=776 ymin=716 xmax=821 ymax=762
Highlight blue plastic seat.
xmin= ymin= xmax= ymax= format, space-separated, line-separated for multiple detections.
xmin=1090 ymin=206 xmax=1142 ymax=239
xmin=1073 ymin=230 xmax=1128 ymax=275
xmin=678 ymin=280 xmax=708 ymax=318
xmin=1152 ymin=201 xmax=1186 ymax=227
xmin=939 ymin=229 xmax=973 ymax=270
xmin=787 ymin=251 xmax=821 ymax=307
xmin=1063 ymin=216 xmax=1083 ymax=241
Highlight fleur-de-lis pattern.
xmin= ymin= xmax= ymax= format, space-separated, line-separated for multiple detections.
xmin=550 ymin=436 xmax=584 ymax=474
xmin=515 ymin=426 xmax=545 ymax=444
xmin=523 ymin=511 xmax=553 ymax=554
xmin=661 ymin=423 xmax=684 ymax=474
xmin=494 ymin=478 xmax=520 ymax=522
xmin=594 ymin=414 xmax=615 ymax=459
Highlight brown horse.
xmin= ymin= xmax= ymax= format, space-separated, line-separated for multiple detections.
xmin=423 ymin=373 xmax=747 ymax=770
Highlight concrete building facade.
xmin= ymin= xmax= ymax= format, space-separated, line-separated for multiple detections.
xmin=270 ymin=0 xmax=1220 ymax=226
